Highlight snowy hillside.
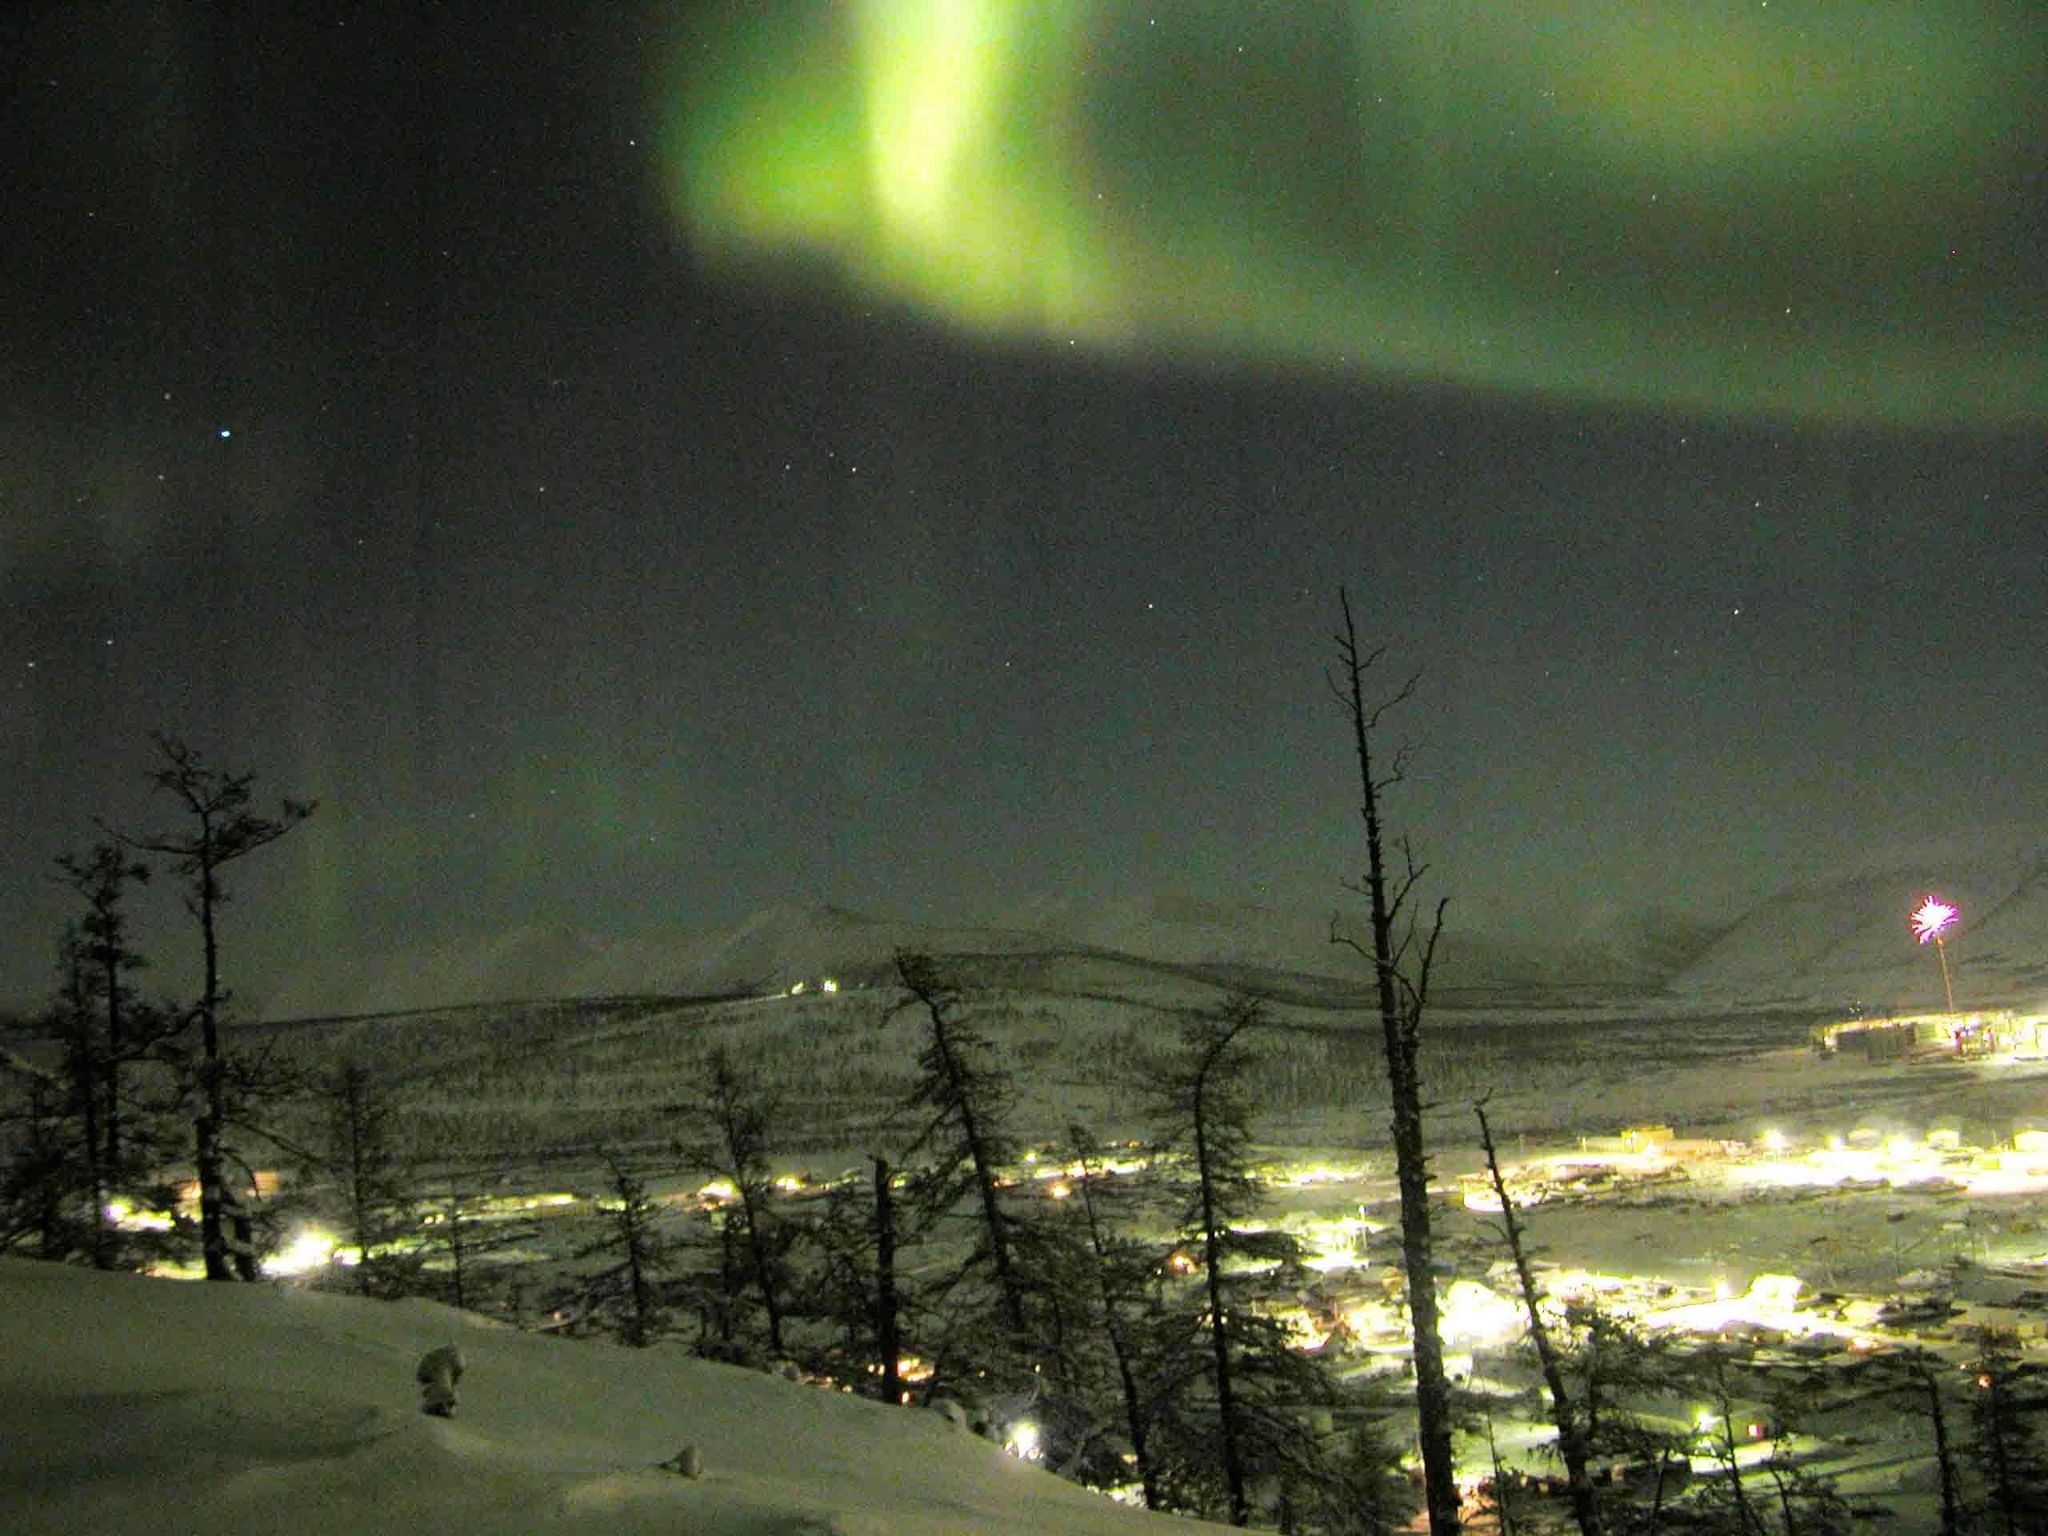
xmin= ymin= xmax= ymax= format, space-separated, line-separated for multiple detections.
xmin=258 ymin=905 xmax=1057 ymax=1019
xmin=0 ymin=1258 xmax=1229 ymax=1536
xmin=255 ymin=845 xmax=2048 ymax=1021
xmin=258 ymin=892 xmax=1711 ymax=1021
xmin=1672 ymin=845 xmax=2048 ymax=1008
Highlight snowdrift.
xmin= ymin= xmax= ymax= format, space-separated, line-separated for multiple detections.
xmin=0 ymin=1259 xmax=1226 ymax=1536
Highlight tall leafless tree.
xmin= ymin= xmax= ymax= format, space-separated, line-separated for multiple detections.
xmin=315 ymin=1060 xmax=415 ymax=1294
xmin=1159 ymin=996 xmax=1264 ymax=1525
xmin=1065 ymin=1124 xmax=1162 ymax=1509
xmin=581 ymin=1149 xmax=666 ymax=1346
xmin=682 ymin=1044 xmax=791 ymax=1354
xmin=124 ymin=733 xmax=313 ymax=1281
xmin=872 ymin=1154 xmax=903 ymax=1405
xmin=1907 ymin=1353 xmax=1964 ymax=1536
xmin=896 ymin=950 xmax=1029 ymax=1344
xmin=1476 ymin=1100 xmax=1602 ymax=1536
xmin=53 ymin=844 xmax=166 ymax=1208
xmin=1328 ymin=588 xmax=1459 ymax=1534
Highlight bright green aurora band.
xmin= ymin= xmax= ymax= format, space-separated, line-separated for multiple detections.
xmin=657 ymin=1 xmax=2042 ymax=427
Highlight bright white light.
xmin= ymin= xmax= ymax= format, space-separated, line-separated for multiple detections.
xmin=1437 ymin=1279 xmax=1524 ymax=1347
xmin=1747 ymin=1273 xmax=1802 ymax=1314
xmin=264 ymin=1228 xmax=338 ymax=1277
xmin=1004 ymin=1420 xmax=1043 ymax=1461
xmin=104 ymin=1197 xmax=172 ymax=1232
xmin=1279 ymin=1164 xmax=1350 ymax=1187
xmin=1761 ymin=1129 xmax=1788 ymax=1154
xmin=820 ymin=977 xmax=839 ymax=993
xmin=1912 ymin=896 xmax=1958 ymax=945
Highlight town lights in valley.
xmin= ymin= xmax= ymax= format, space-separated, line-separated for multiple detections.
xmin=1003 ymin=1420 xmax=1043 ymax=1461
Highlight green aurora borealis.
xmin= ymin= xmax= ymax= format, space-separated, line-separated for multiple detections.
xmin=660 ymin=0 xmax=2043 ymax=426
xmin=4 ymin=3 xmax=2045 ymax=1013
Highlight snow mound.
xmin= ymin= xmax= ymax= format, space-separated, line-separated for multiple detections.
xmin=0 ymin=1260 xmax=1224 ymax=1536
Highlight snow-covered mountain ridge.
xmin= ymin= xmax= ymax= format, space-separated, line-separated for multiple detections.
xmin=257 ymin=846 xmax=2048 ymax=1020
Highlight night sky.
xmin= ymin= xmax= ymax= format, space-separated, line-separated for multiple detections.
xmin=5 ymin=2 xmax=2044 ymax=1014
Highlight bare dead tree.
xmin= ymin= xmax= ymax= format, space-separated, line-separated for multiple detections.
xmin=1066 ymin=1123 xmax=1161 ymax=1510
xmin=314 ymin=1060 xmax=415 ymax=1295
xmin=681 ymin=1044 xmax=791 ymax=1354
xmin=1475 ymin=1100 xmax=1602 ymax=1536
xmin=1152 ymin=997 xmax=1267 ymax=1525
xmin=1483 ymin=1409 xmax=1520 ymax=1536
xmin=1328 ymin=587 xmax=1459 ymax=1535
xmin=580 ymin=1149 xmax=667 ymax=1347
xmin=873 ymin=1155 xmax=903 ymax=1405
xmin=1967 ymin=1327 xmax=2048 ymax=1536
xmin=895 ymin=951 xmax=1028 ymax=1344
xmin=1697 ymin=1347 xmax=1766 ymax=1536
xmin=1908 ymin=1354 xmax=1964 ymax=1536
xmin=48 ymin=929 xmax=112 ymax=1267
xmin=53 ymin=845 xmax=171 ymax=1225
xmin=123 ymin=733 xmax=314 ymax=1281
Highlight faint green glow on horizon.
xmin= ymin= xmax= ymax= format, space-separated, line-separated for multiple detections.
xmin=656 ymin=1 xmax=2042 ymax=426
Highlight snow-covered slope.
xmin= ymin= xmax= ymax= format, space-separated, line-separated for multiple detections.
xmin=0 ymin=1258 xmax=1224 ymax=1536
xmin=260 ymin=893 xmax=1706 ymax=1019
xmin=259 ymin=906 xmax=1055 ymax=1019
xmin=257 ymin=842 xmax=2048 ymax=1021
xmin=1672 ymin=846 xmax=2048 ymax=1008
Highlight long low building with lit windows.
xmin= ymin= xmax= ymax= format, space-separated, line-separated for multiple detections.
xmin=1810 ymin=1011 xmax=2048 ymax=1061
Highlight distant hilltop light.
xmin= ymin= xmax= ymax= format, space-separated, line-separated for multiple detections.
xmin=1911 ymin=896 xmax=1958 ymax=945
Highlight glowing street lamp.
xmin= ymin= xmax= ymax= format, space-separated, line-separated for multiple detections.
xmin=1911 ymin=896 xmax=1958 ymax=1014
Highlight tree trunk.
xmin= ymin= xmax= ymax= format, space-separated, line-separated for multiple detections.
xmin=1919 ymin=1363 xmax=1961 ymax=1536
xmin=1073 ymin=1144 xmax=1160 ymax=1509
xmin=194 ymin=1099 xmax=232 ymax=1280
xmin=101 ymin=949 xmax=124 ymax=1177
xmin=195 ymin=844 xmax=246 ymax=1280
xmin=1477 ymin=1103 xmax=1601 ymax=1536
xmin=734 ymin=1182 xmax=785 ymax=1353
xmin=446 ymin=1187 xmax=469 ymax=1311
xmin=1707 ymin=1355 xmax=1763 ymax=1536
xmin=935 ymin=1015 xmax=1026 ymax=1340
xmin=1336 ymin=588 xmax=1460 ymax=1534
xmin=873 ymin=1157 xmax=902 ymax=1406
xmin=1194 ymin=1077 xmax=1250 ymax=1526
xmin=64 ymin=961 xmax=113 ymax=1270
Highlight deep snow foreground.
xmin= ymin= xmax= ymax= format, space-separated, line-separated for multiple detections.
xmin=0 ymin=1260 xmax=1231 ymax=1536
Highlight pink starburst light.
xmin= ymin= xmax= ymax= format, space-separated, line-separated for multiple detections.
xmin=1911 ymin=897 xmax=1957 ymax=945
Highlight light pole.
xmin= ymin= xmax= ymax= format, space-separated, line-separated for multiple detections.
xmin=1911 ymin=896 xmax=1959 ymax=1016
